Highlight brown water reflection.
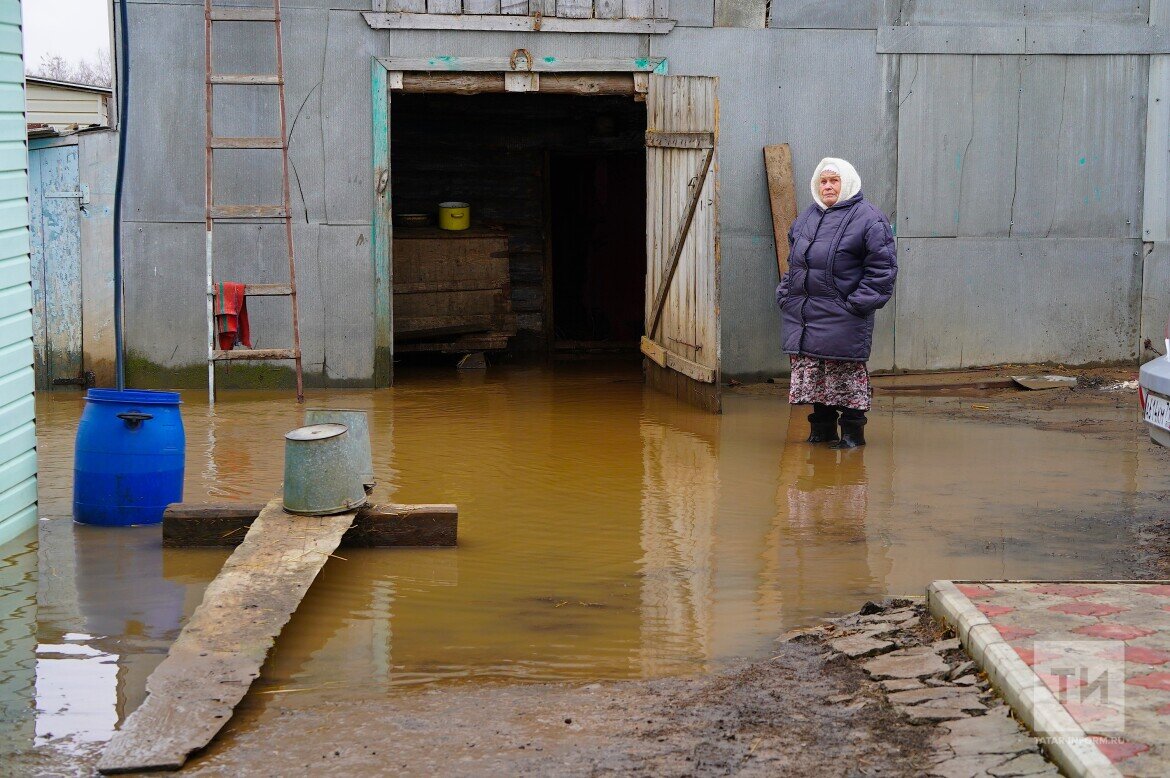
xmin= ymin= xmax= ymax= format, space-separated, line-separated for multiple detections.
xmin=4 ymin=363 xmax=1160 ymax=756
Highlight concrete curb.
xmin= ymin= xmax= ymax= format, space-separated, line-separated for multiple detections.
xmin=926 ymin=580 xmax=1121 ymax=778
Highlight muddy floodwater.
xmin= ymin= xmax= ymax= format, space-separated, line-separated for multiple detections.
xmin=0 ymin=363 xmax=1163 ymax=763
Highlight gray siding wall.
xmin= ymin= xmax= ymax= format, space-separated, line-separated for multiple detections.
xmin=0 ymin=0 xmax=36 ymax=545
xmin=122 ymin=0 xmax=1170 ymax=384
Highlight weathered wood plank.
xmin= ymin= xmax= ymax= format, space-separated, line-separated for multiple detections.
xmin=211 ymin=348 xmax=297 ymax=361
xmin=363 ymin=12 xmax=676 ymax=32
xmin=763 ymin=143 xmax=798 ymax=280
xmin=98 ymin=497 xmax=358 ymax=774
xmin=557 ymin=0 xmax=593 ymax=17
xmin=640 ymin=335 xmax=667 ymax=367
xmin=501 ymin=0 xmax=528 ymax=13
xmin=377 ymin=55 xmax=664 ymax=73
xmin=427 ymin=0 xmax=462 ymax=13
xmin=371 ymin=60 xmax=393 ymax=388
xmin=162 ymin=502 xmax=458 ymax=548
xmin=597 ymin=0 xmax=623 ymax=19
xmin=647 ymin=147 xmax=714 ymax=339
xmin=464 ymin=0 xmax=501 ymax=12
xmin=646 ymin=130 xmax=714 ymax=149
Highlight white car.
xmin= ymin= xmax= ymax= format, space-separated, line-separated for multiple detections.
xmin=1140 ymin=338 xmax=1170 ymax=447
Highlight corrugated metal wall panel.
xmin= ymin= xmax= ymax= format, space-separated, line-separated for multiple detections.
xmin=1145 ymin=56 xmax=1169 ymax=241
xmin=898 ymin=54 xmax=1147 ymax=241
xmin=318 ymin=225 xmax=376 ymax=381
xmin=122 ymin=2 xmax=204 ymax=222
xmin=322 ymin=10 xmax=387 ymax=225
xmin=897 ymin=54 xmax=1021 ymax=238
xmin=894 ymin=238 xmax=1142 ymax=370
xmin=1014 ymin=55 xmax=1147 ymax=238
xmin=673 ymin=0 xmax=714 ymax=27
xmin=900 ymin=0 xmax=1150 ymax=26
xmin=770 ymin=0 xmax=891 ymax=30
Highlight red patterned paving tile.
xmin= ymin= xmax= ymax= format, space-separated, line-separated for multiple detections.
xmin=1127 ymin=672 xmax=1170 ymax=692
xmin=977 ymin=603 xmax=1015 ymax=617
xmin=1014 ymin=646 xmax=1064 ymax=666
xmin=956 ymin=584 xmax=999 ymax=600
xmin=1073 ymin=624 xmax=1156 ymax=641
xmin=1029 ymin=584 xmax=1105 ymax=598
xmin=1138 ymin=585 xmax=1170 ymax=597
xmin=1048 ymin=602 xmax=1128 ymax=617
xmin=1089 ymin=737 xmax=1149 ymax=764
xmin=1096 ymin=644 xmax=1170 ymax=665
xmin=1125 ymin=646 xmax=1170 ymax=665
xmin=1037 ymin=672 xmax=1085 ymax=692
xmin=1063 ymin=702 xmax=1118 ymax=724
xmin=995 ymin=625 xmax=1038 ymax=641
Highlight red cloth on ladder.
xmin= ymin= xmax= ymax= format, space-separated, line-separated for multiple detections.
xmin=214 ymin=282 xmax=251 ymax=351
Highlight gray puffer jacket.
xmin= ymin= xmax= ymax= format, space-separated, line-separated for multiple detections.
xmin=775 ymin=192 xmax=897 ymax=362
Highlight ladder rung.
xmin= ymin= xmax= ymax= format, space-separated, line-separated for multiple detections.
xmin=213 ymin=348 xmax=299 ymax=362
xmin=210 ymin=205 xmax=288 ymax=219
xmin=209 ymin=8 xmax=279 ymax=21
xmin=210 ymin=136 xmax=284 ymax=149
xmin=210 ymin=74 xmax=282 ymax=85
xmin=207 ymin=284 xmax=292 ymax=297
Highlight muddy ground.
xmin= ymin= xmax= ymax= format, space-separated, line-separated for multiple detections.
xmin=13 ymin=365 xmax=1169 ymax=776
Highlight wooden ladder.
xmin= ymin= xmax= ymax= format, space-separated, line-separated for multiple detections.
xmin=204 ymin=0 xmax=303 ymax=404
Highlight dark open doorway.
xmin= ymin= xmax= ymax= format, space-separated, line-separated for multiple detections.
xmin=390 ymin=92 xmax=646 ymax=363
xmin=549 ymin=153 xmax=646 ymax=350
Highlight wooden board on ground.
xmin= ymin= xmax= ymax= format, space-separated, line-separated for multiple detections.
xmin=163 ymin=501 xmax=458 ymax=548
xmin=764 ymin=143 xmax=799 ymax=282
xmin=98 ymin=497 xmax=358 ymax=774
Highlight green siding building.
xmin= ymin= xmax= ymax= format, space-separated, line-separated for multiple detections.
xmin=0 ymin=0 xmax=36 ymax=547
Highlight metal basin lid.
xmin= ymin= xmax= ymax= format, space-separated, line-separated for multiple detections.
xmin=285 ymin=423 xmax=347 ymax=442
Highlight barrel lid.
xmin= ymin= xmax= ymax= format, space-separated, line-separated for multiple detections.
xmin=285 ymin=423 xmax=347 ymax=442
xmin=85 ymin=388 xmax=182 ymax=405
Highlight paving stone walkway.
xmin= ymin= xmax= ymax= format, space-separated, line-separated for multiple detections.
xmin=949 ymin=582 xmax=1170 ymax=777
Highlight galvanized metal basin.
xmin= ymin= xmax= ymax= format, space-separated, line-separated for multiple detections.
xmin=283 ymin=423 xmax=368 ymax=516
xmin=304 ymin=408 xmax=374 ymax=490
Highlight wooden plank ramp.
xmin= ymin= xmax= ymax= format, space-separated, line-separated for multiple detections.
xmin=98 ymin=496 xmax=358 ymax=774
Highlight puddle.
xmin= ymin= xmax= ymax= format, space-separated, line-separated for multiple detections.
xmin=1 ymin=362 xmax=1163 ymax=759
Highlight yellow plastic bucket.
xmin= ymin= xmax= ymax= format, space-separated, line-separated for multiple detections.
xmin=439 ymin=201 xmax=470 ymax=231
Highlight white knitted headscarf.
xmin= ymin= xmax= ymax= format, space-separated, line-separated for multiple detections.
xmin=811 ymin=157 xmax=862 ymax=210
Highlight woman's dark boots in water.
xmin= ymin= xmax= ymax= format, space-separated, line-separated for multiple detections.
xmin=806 ymin=403 xmax=840 ymax=443
xmin=832 ymin=408 xmax=867 ymax=449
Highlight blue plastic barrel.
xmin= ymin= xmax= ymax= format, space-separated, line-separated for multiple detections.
xmin=73 ymin=389 xmax=185 ymax=526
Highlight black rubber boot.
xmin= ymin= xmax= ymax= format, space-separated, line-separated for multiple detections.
xmin=806 ymin=403 xmax=840 ymax=443
xmin=831 ymin=408 xmax=867 ymax=449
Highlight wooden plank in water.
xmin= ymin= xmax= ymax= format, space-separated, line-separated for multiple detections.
xmin=98 ymin=497 xmax=357 ymax=774
xmin=162 ymin=501 xmax=458 ymax=548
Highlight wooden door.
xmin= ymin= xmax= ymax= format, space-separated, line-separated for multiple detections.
xmin=28 ymin=144 xmax=83 ymax=388
xmin=642 ymin=75 xmax=720 ymax=413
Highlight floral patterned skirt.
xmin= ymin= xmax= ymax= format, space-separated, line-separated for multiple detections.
xmin=788 ymin=355 xmax=871 ymax=411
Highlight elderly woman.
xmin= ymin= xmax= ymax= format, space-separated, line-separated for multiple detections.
xmin=775 ymin=158 xmax=897 ymax=448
